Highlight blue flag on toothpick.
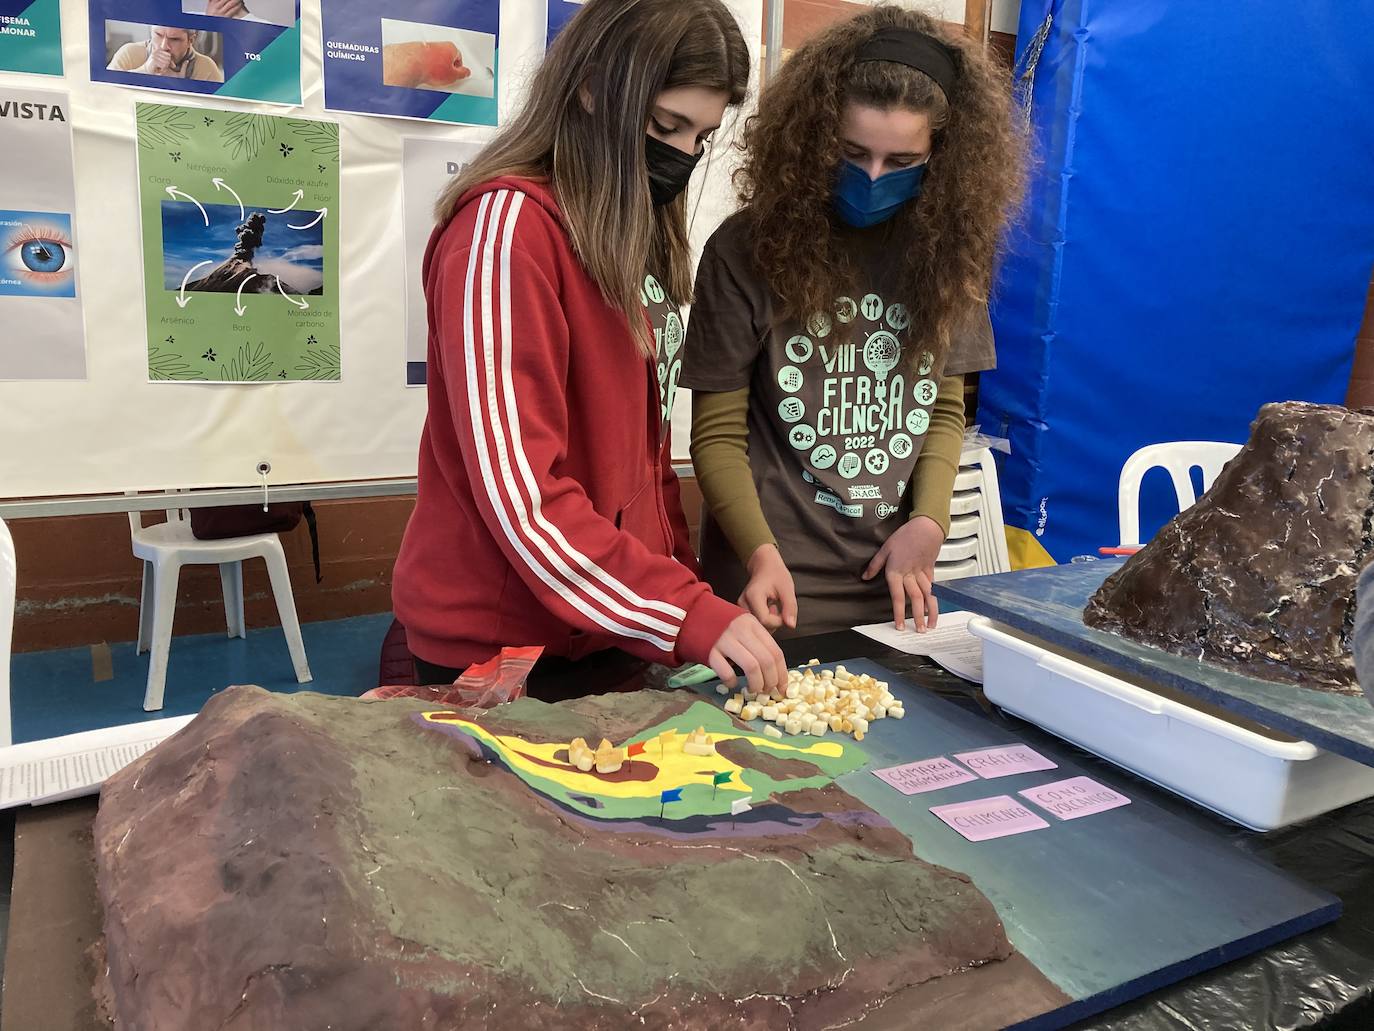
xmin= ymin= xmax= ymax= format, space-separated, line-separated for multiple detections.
xmin=659 ymin=785 xmax=683 ymax=820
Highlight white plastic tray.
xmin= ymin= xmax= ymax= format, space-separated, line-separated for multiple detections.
xmin=969 ymin=616 xmax=1374 ymax=831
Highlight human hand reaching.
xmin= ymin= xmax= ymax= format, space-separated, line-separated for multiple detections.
xmin=861 ymin=516 xmax=945 ymax=631
xmin=706 ymin=613 xmax=787 ymax=696
xmin=738 ymin=544 xmax=797 ymax=632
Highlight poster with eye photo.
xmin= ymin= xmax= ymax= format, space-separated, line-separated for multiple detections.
xmin=321 ymin=0 xmax=498 ymax=125
xmin=88 ymin=0 xmax=301 ymax=106
xmin=135 ymin=101 xmax=340 ymax=382
xmin=0 ymin=86 xmax=85 ymax=380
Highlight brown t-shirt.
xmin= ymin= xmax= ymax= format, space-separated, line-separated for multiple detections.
xmin=642 ymin=270 xmax=684 ymax=436
xmin=681 ymin=211 xmax=996 ymax=628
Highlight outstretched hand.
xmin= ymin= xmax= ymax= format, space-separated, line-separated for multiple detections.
xmin=738 ymin=544 xmax=797 ymax=632
xmin=861 ymin=516 xmax=945 ymax=631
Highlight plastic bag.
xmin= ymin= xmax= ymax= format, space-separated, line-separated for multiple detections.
xmin=963 ymin=424 xmax=1012 ymax=455
xmin=362 ymin=646 xmax=544 ymax=708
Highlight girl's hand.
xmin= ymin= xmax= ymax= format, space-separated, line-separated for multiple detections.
xmin=738 ymin=544 xmax=797 ymax=632
xmin=861 ymin=516 xmax=945 ymax=632
xmin=707 ymin=613 xmax=787 ymax=696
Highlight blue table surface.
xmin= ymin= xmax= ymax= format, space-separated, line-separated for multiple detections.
xmin=699 ymin=658 xmax=1337 ymax=1031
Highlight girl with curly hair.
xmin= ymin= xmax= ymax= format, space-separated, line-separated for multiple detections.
xmin=682 ymin=5 xmax=1023 ymax=636
xmin=393 ymin=0 xmax=787 ymax=698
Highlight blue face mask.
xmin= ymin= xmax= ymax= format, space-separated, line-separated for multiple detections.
xmin=833 ymin=161 xmax=926 ymax=228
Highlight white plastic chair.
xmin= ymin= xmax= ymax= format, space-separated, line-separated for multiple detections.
xmin=1 ymin=516 xmax=15 ymax=746
xmin=935 ymin=446 xmax=1011 ymax=581
xmin=1117 ymin=441 xmax=1242 ymax=548
xmin=130 ymin=503 xmax=311 ymax=712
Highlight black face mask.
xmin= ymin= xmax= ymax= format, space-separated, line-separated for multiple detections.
xmin=645 ymin=134 xmax=701 ymax=207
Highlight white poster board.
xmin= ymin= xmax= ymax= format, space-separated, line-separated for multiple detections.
xmin=0 ymin=0 xmax=761 ymax=498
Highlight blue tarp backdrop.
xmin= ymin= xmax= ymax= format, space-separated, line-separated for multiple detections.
xmin=978 ymin=0 xmax=1374 ymax=565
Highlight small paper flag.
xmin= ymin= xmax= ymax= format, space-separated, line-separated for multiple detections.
xmin=730 ymin=797 xmax=753 ymax=816
xmin=713 ymin=771 xmax=733 ymax=786
xmin=627 ymin=741 xmax=647 ymax=757
xmin=660 ymin=787 xmax=683 ymax=804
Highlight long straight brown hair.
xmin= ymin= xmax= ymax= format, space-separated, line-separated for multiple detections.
xmin=435 ymin=0 xmax=749 ymax=354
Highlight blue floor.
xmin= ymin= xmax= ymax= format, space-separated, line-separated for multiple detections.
xmin=9 ymin=613 xmax=394 ymax=744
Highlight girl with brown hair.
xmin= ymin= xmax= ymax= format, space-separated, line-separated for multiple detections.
xmin=392 ymin=0 xmax=786 ymax=698
xmin=683 ymin=5 xmax=1023 ymax=636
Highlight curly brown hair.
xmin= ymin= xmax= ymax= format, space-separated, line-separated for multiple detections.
xmin=736 ymin=6 xmax=1023 ymax=369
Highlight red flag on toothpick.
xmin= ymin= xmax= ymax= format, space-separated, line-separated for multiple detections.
xmin=627 ymin=741 xmax=647 ymax=757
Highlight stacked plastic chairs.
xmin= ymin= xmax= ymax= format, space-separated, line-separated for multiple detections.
xmin=934 ymin=446 xmax=1010 ymax=582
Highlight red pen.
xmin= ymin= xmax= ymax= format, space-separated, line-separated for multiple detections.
xmin=1098 ymin=546 xmax=1142 ymax=557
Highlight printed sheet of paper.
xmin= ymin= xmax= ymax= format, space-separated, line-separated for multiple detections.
xmin=1020 ymin=776 xmax=1131 ymax=821
xmin=0 ymin=714 xmax=194 ymax=808
xmin=854 ymin=610 xmax=984 ymax=682
xmin=402 ymin=135 xmax=484 ymax=385
xmin=135 ymin=101 xmax=340 ymax=382
xmin=321 ymin=0 xmax=499 ymax=125
xmin=546 ymin=0 xmax=584 ymax=45
xmin=88 ymin=0 xmax=301 ymax=105
xmin=0 ymin=0 xmax=63 ymax=75
xmin=953 ymin=744 xmax=1058 ymax=780
xmin=929 ymin=795 xmax=1050 ymax=842
xmin=854 ymin=610 xmax=978 ymax=654
xmin=0 ymin=86 xmax=86 ymax=380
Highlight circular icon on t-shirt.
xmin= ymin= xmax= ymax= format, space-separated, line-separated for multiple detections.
xmin=915 ymin=378 xmax=938 ymax=406
xmin=886 ymin=303 xmax=910 ymax=331
xmin=789 ymin=423 xmax=817 ymax=450
xmin=906 ymin=408 xmax=931 ymax=436
xmin=835 ymin=296 xmax=858 ymax=323
xmin=860 ymin=293 xmax=884 ymax=322
xmin=837 ymin=453 xmax=862 ymax=479
xmin=777 ymin=364 xmax=804 ymax=393
xmin=662 ymin=312 xmax=684 ymax=359
xmin=865 ymin=449 xmax=890 ymax=475
xmin=877 ymin=502 xmax=898 ymax=519
xmin=864 ymin=331 xmax=901 ymax=379
xmin=889 ymin=432 xmax=914 ymax=460
xmin=778 ymin=397 xmax=806 ymax=423
xmin=807 ymin=311 xmax=833 ymax=338
xmin=918 ymin=350 xmax=935 ymax=376
xmin=785 ymin=334 xmax=814 ymax=364
xmin=811 ymin=443 xmax=838 ymax=470
xmin=643 ymin=274 xmax=665 ymax=305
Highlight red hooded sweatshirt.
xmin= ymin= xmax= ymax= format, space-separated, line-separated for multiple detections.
xmin=393 ymin=177 xmax=741 ymax=670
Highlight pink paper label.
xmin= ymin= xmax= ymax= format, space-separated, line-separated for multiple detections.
xmin=929 ymin=795 xmax=1050 ymax=842
xmin=873 ymin=757 xmax=978 ymax=795
xmin=1019 ymin=777 xmax=1131 ymax=821
xmin=953 ymin=744 xmax=1058 ymax=779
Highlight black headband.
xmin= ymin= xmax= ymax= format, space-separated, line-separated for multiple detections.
xmin=855 ymin=28 xmax=958 ymax=100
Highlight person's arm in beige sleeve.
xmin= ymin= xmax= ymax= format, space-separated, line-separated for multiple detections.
xmin=690 ymin=387 xmax=797 ymax=631
xmin=908 ymin=374 xmax=967 ymax=535
xmin=861 ymin=373 xmax=966 ymax=631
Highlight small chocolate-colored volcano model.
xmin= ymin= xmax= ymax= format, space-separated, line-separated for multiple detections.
xmin=1085 ymin=401 xmax=1374 ymax=693
xmin=93 ymin=687 xmax=1067 ymax=1030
